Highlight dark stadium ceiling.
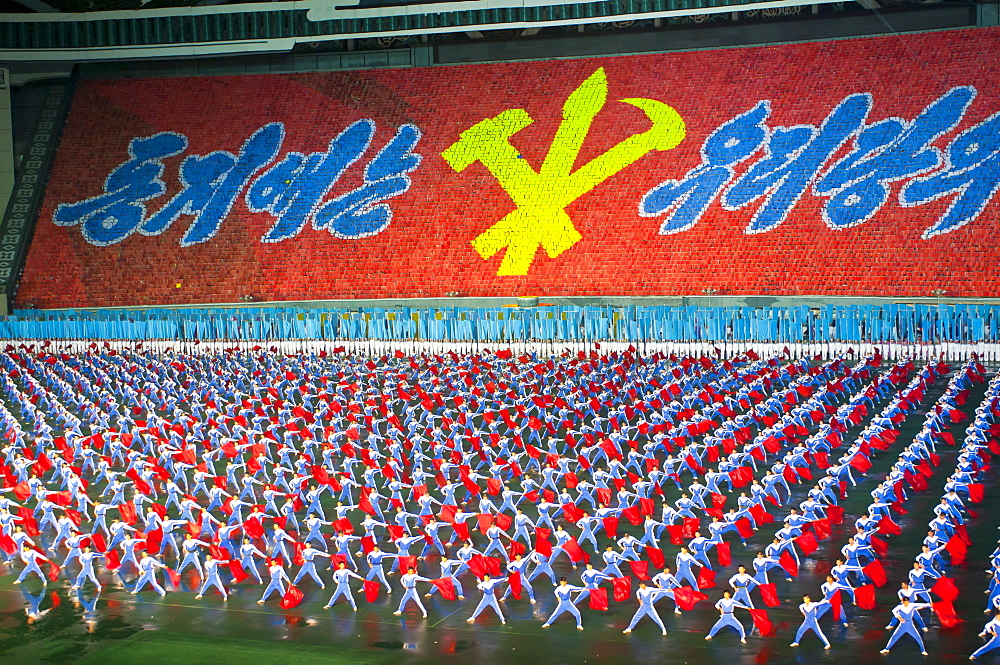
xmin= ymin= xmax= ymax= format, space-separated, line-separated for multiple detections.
xmin=0 ymin=0 xmax=929 ymax=14
xmin=2 ymin=0 xmax=468 ymax=12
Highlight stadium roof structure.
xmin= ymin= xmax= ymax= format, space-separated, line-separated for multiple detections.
xmin=0 ymin=0 xmax=961 ymax=61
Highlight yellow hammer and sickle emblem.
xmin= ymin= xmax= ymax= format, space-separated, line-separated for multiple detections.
xmin=442 ymin=67 xmax=686 ymax=276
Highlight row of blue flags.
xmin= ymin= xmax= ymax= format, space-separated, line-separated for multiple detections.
xmin=1 ymin=303 xmax=997 ymax=343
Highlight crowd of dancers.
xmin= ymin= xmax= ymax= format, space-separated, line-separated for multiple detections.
xmin=0 ymin=343 xmax=998 ymax=658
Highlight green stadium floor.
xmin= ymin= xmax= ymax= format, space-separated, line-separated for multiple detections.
xmin=0 ymin=376 xmax=998 ymax=665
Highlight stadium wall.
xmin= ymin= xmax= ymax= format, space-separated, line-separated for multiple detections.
xmin=16 ymin=27 xmax=1000 ymax=309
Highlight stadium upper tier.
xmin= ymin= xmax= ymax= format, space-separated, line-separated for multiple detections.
xmin=15 ymin=27 xmax=1000 ymax=309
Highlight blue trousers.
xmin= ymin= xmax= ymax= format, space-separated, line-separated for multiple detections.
xmin=470 ymin=594 xmax=505 ymax=621
xmin=885 ymin=622 xmax=925 ymax=651
xmin=627 ymin=605 xmax=666 ymax=632
xmin=260 ymin=579 xmax=285 ymax=601
xmin=327 ymin=584 xmax=357 ymax=609
xmin=546 ymin=600 xmax=582 ymax=628
xmin=794 ymin=619 xmax=829 ymax=647
xmin=708 ymin=614 xmax=745 ymax=639
xmin=397 ymin=588 xmax=426 ymax=615
xmin=972 ymin=634 xmax=1000 ymax=658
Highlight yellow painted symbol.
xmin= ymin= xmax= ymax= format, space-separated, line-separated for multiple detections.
xmin=442 ymin=67 xmax=686 ymax=276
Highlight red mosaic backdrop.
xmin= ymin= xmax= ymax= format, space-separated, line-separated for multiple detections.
xmin=17 ymin=27 xmax=1000 ymax=308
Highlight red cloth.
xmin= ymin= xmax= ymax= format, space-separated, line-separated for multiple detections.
xmin=665 ymin=525 xmax=684 ymax=546
xmin=863 ymin=559 xmax=887 ymax=587
xmin=629 ymin=560 xmax=650 ymax=581
xmin=876 ymin=516 xmax=902 ymax=536
xmin=796 ymin=531 xmax=818 ymax=556
xmin=646 ymin=547 xmax=665 ymax=570
xmin=476 ymin=514 xmax=493 ymax=535
xmin=229 ymin=560 xmax=249 ymax=584
xmin=363 ymin=579 xmax=381 ymax=603
xmin=827 ymin=505 xmax=844 ymax=524
xmin=696 ymin=568 xmax=716 ymax=589
xmin=848 ymin=454 xmax=872 ymax=474
xmin=12 ymin=481 xmax=30 ymax=502
xmin=589 ymin=587 xmax=609 ymax=611
xmin=612 ymin=576 xmax=632 ymax=602
xmin=621 ymin=505 xmax=642 ymax=526
xmin=945 ymin=535 xmax=968 ymax=565
xmin=280 ymin=584 xmax=304 ymax=609
xmin=932 ymin=600 xmax=962 ymax=628
xmin=969 ymin=483 xmax=985 ymax=503
xmin=931 ymin=576 xmax=960 ymax=602
xmin=563 ymin=538 xmax=587 ymax=564
xmin=118 ymin=502 xmax=138 ymax=525
xmin=46 ymin=560 xmax=60 ymax=582
xmin=495 ymin=513 xmax=513 ymax=531
xmin=672 ymin=585 xmax=708 ymax=611
xmin=484 ymin=556 xmax=502 ymax=577
xmin=870 ymin=535 xmax=888 ymax=558
xmin=105 ymin=549 xmax=121 ymax=571
xmin=534 ymin=532 xmax=552 ymax=557
xmin=243 ymin=516 xmax=264 ymax=540
xmin=562 ymin=503 xmax=584 ymax=524
xmin=602 ymin=516 xmax=619 ymax=539
xmin=164 ymin=567 xmax=180 ymax=587
xmin=829 ymin=589 xmax=844 ymax=621
xmin=507 ymin=571 xmax=522 ymax=599
xmin=779 ymin=550 xmax=798 ymax=577
xmin=438 ymin=504 xmax=457 ymax=524
xmin=748 ymin=608 xmax=773 ymax=636
xmin=452 ymin=521 xmax=471 ymax=542
xmin=748 ymin=504 xmax=774 ymax=526
xmin=715 ymin=542 xmax=731 ymax=568
xmin=812 ymin=518 xmax=831 ymax=541
xmin=0 ymin=532 xmax=15 ymax=555
xmin=735 ymin=518 xmax=754 ymax=539
xmin=758 ymin=583 xmax=779 ymax=607
xmin=431 ymin=577 xmax=457 ymax=601
xmin=467 ymin=555 xmax=488 ymax=579
xmin=855 ymin=584 xmax=876 ymax=610
xmin=145 ymin=528 xmax=163 ymax=555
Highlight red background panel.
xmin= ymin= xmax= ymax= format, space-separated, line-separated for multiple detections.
xmin=17 ymin=27 xmax=1000 ymax=308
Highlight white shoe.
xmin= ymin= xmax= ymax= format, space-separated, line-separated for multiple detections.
xmin=393 ymin=611 xmax=402 ymax=616
xmin=790 ymin=643 xmax=799 ymax=647
xmin=623 ymin=629 xmax=631 ymax=634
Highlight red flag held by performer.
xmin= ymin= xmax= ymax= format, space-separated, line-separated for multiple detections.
xmin=612 ymin=576 xmax=632 ymax=602
xmin=280 ymin=585 xmax=304 ymax=609
xmin=589 ymin=587 xmax=609 ymax=611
